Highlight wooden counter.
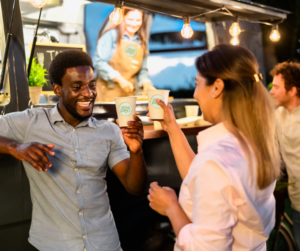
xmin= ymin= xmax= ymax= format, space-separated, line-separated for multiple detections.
xmin=143 ymin=125 xmax=210 ymax=140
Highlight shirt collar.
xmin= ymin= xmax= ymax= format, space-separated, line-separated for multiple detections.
xmin=197 ymin=122 xmax=229 ymax=152
xmin=124 ymin=31 xmax=139 ymax=41
xmin=50 ymin=104 xmax=96 ymax=129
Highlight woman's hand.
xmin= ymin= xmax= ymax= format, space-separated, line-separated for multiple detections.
xmin=143 ymin=82 xmax=156 ymax=91
xmin=147 ymin=99 xmax=179 ymax=133
xmin=118 ymin=115 xmax=144 ymax=154
xmin=115 ymin=76 xmax=134 ymax=93
xmin=148 ymin=182 xmax=179 ymax=216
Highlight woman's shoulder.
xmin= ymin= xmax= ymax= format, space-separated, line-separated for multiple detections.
xmin=98 ymin=29 xmax=118 ymax=43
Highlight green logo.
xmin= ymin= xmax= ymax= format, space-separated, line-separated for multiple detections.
xmin=119 ymin=102 xmax=133 ymax=116
xmin=150 ymin=95 xmax=164 ymax=109
xmin=125 ymin=45 xmax=137 ymax=57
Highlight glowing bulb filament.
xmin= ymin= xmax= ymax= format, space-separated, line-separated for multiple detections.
xmin=229 ymin=22 xmax=241 ymax=36
xmin=270 ymin=25 xmax=280 ymax=42
xmin=30 ymin=0 xmax=47 ymax=8
xmin=109 ymin=7 xmax=123 ymax=25
xmin=181 ymin=17 xmax=194 ymax=39
xmin=230 ymin=36 xmax=240 ymax=46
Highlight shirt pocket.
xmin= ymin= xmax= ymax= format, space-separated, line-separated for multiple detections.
xmin=86 ymin=139 xmax=110 ymax=176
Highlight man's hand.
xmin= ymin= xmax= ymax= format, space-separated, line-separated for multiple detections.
xmin=11 ymin=143 xmax=55 ymax=172
xmin=117 ymin=115 xmax=143 ymax=154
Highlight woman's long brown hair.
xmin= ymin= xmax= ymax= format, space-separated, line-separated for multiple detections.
xmin=196 ymin=44 xmax=281 ymax=189
xmin=98 ymin=8 xmax=148 ymax=56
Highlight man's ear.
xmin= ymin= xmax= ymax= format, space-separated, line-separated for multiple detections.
xmin=289 ymin=86 xmax=298 ymax=97
xmin=53 ymin=84 xmax=62 ymax=97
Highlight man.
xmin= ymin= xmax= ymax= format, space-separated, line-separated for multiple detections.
xmin=270 ymin=61 xmax=300 ymax=249
xmin=0 ymin=50 xmax=147 ymax=251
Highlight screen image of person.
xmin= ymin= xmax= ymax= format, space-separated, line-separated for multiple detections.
xmin=94 ymin=8 xmax=155 ymax=102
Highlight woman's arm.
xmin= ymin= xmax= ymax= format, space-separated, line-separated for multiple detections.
xmin=150 ymin=99 xmax=195 ymax=179
xmin=94 ymin=30 xmax=121 ymax=81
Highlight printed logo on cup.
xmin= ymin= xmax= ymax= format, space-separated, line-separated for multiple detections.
xmin=125 ymin=45 xmax=137 ymax=57
xmin=119 ymin=102 xmax=133 ymax=116
xmin=150 ymin=95 xmax=164 ymax=109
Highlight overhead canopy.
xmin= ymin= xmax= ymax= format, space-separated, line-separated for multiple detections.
xmin=90 ymin=0 xmax=290 ymax=22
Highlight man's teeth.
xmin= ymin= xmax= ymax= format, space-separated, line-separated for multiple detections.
xmin=78 ymin=102 xmax=90 ymax=107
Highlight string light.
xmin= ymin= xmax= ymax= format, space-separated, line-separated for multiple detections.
xmin=181 ymin=16 xmax=194 ymax=39
xmin=229 ymin=17 xmax=241 ymax=37
xmin=270 ymin=24 xmax=280 ymax=42
xmin=30 ymin=0 xmax=47 ymax=8
xmin=109 ymin=0 xmax=124 ymax=25
xmin=230 ymin=36 xmax=240 ymax=46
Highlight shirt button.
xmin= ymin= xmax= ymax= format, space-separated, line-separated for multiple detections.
xmin=83 ymin=235 xmax=86 ymax=239
xmin=74 ymin=168 xmax=77 ymax=171
xmin=77 ymin=190 xmax=80 ymax=194
xmin=73 ymin=128 xmax=75 ymax=131
xmin=75 ymin=149 xmax=77 ymax=152
xmin=79 ymin=212 xmax=83 ymax=216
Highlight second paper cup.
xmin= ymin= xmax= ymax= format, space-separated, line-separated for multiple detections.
xmin=147 ymin=90 xmax=170 ymax=120
xmin=115 ymin=97 xmax=137 ymax=127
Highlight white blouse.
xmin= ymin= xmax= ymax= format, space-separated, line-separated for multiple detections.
xmin=175 ymin=123 xmax=276 ymax=251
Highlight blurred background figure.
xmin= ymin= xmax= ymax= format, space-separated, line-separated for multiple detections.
xmin=270 ymin=62 xmax=300 ymax=250
xmin=94 ymin=8 xmax=155 ymax=102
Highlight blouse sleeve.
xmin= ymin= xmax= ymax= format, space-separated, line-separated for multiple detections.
xmin=177 ymin=160 xmax=239 ymax=251
xmin=94 ymin=30 xmax=121 ymax=81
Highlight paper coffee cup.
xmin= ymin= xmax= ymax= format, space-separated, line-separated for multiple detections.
xmin=147 ymin=90 xmax=170 ymax=120
xmin=185 ymin=105 xmax=199 ymax=117
xmin=185 ymin=105 xmax=199 ymax=126
xmin=115 ymin=97 xmax=137 ymax=127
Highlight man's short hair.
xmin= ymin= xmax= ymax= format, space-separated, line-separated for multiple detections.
xmin=49 ymin=50 xmax=94 ymax=86
xmin=270 ymin=62 xmax=300 ymax=97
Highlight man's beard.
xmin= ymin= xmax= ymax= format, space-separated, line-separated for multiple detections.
xmin=62 ymin=98 xmax=94 ymax=121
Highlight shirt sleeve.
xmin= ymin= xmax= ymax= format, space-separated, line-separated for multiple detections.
xmin=108 ymin=123 xmax=130 ymax=169
xmin=177 ymin=160 xmax=238 ymax=251
xmin=0 ymin=110 xmax=31 ymax=143
xmin=136 ymin=55 xmax=153 ymax=88
xmin=94 ymin=30 xmax=121 ymax=81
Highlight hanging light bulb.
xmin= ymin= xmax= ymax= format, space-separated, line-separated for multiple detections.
xmin=181 ymin=16 xmax=194 ymax=39
xmin=30 ymin=0 xmax=47 ymax=8
xmin=230 ymin=36 xmax=240 ymax=46
xmin=270 ymin=24 xmax=280 ymax=42
xmin=109 ymin=0 xmax=124 ymax=25
xmin=229 ymin=17 xmax=241 ymax=37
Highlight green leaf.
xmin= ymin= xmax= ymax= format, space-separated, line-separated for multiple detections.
xmin=27 ymin=57 xmax=48 ymax=87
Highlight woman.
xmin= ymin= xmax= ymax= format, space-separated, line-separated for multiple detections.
xmin=146 ymin=44 xmax=281 ymax=250
xmin=94 ymin=8 xmax=155 ymax=102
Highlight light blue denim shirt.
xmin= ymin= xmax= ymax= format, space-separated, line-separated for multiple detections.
xmin=94 ymin=29 xmax=152 ymax=88
xmin=0 ymin=105 xmax=129 ymax=251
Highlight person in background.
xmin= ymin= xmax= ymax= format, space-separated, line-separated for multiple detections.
xmin=147 ymin=44 xmax=281 ymax=250
xmin=0 ymin=50 xmax=147 ymax=251
xmin=94 ymin=8 xmax=155 ymax=102
xmin=270 ymin=62 xmax=300 ymax=250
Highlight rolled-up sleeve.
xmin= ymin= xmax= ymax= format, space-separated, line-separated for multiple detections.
xmin=94 ymin=30 xmax=121 ymax=81
xmin=0 ymin=110 xmax=30 ymax=143
xmin=177 ymin=160 xmax=238 ymax=251
xmin=108 ymin=123 xmax=130 ymax=169
xmin=136 ymin=55 xmax=153 ymax=88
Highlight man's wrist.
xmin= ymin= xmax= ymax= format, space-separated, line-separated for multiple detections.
xmin=8 ymin=141 xmax=18 ymax=156
xmin=130 ymin=148 xmax=143 ymax=155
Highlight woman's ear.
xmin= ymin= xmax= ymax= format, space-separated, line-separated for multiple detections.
xmin=212 ymin=78 xmax=224 ymax=98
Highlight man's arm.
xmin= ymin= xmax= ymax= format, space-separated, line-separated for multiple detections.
xmin=0 ymin=135 xmax=55 ymax=172
xmin=112 ymin=115 xmax=147 ymax=196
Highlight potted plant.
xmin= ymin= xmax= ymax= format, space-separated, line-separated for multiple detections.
xmin=27 ymin=58 xmax=48 ymax=105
